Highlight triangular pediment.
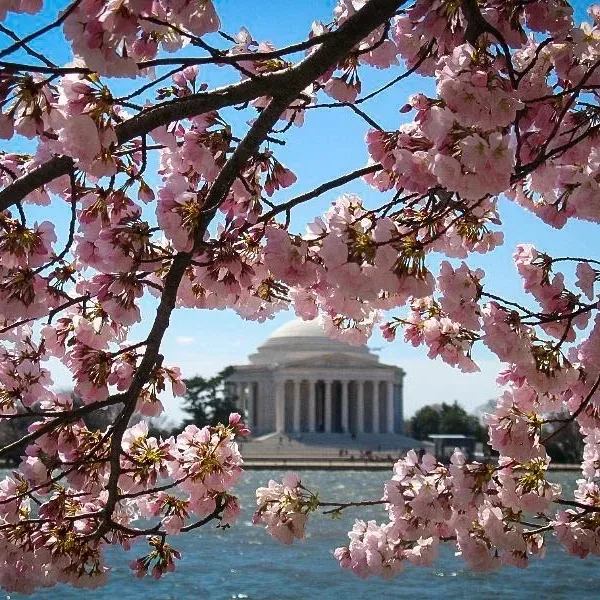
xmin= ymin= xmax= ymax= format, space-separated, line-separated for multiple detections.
xmin=278 ymin=352 xmax=382 ymax=369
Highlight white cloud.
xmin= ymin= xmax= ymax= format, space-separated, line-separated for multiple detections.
xmin=175 ymin=336 xmax=195 ymax=345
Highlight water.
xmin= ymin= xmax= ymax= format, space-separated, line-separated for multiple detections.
xmin=4 ymin=470 xmax=599 ymax=599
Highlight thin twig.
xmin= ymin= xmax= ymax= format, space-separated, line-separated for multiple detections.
xmin=542 ymin=372 xmax=600 ymax=444
xmin=0 ymin=24 xmax=56 ymax=68
xmin=320 ymin=499 xmax=386 ymax=515
xmin=0 ymin=0 xmax=82 ymax=61
xmin=259 ymin=163 xmax=383 ymax=224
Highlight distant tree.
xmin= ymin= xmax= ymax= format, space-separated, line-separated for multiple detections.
xmin=182 ymin=366 xmax=238 ymax=428
xmin=80 ymin=401 xmax=122 ymax=431
xmin=409 ymin=401 xmax=487 ymax=442
xmin=0 ymin=413 xmax=33 ymax=464
xmin=439 ymin=401 xmax=487 ymax=442
xmin=408 ymin=405 xmax=441 ymax=440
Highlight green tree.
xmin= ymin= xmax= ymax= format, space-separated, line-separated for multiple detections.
xmin=408 ymin=401 xmax=487 ymax=442
xmin=438 ymin=401 xmax=487 ymax=442
xmin=182 ymin=366 xmax=238 ymax=428
xmin=408 ymin=405 xmax=441 ymax=440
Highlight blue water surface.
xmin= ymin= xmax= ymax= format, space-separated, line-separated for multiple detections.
xmin=4 ymin=470 xmax=598 ymax=600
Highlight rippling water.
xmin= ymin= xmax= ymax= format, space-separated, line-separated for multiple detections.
xmin=4 ymin=469 xmax=600 ymax=599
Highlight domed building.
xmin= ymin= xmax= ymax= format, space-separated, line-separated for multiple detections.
xmin=226 ymin=319 xmax=405 ymax=437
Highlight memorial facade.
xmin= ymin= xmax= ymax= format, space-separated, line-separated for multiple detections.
xmin=226 ymin=319 xmax=405 ymax=436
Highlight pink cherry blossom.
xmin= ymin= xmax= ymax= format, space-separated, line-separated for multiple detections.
xmin=0 ymin=0 xmax=599 ymax=591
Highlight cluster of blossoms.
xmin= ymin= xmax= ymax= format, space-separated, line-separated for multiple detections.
xmin=0 ymin=0 xmax=599 ymax=592
xmin=366 ymin=1 xmax=600 ymax=232
xmin=257 ymin=450 xmax=584 ymax=578
xmin=388 ymin=295 xmax=480 ymax=372
xmin=253 ymin=473 xmax=312 ymax=545
xmin=62 ymin=1 xmax=220 ymax=77
xmin=0 ymin=414 xmax=247 ymax=593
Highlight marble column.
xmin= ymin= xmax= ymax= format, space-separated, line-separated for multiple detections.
xmin=308 ymin=379 xmax=316 ymax=433
xmin=254 ymin=380 xmax=260 ymax=431
xmin=341 ymin=380 xmax=349 ymax=433
xmin=372 ymin=380 xmax=380 ymax=434
xmin=275 ymin=379 xmax=285 ymax=433
xmin=397 ymin=373 xmax=405 ymax=433
xmin=386 ymin=380 xmax=394 ymax=433
xmin=324 ymin=380 xmax=332 ymax=433
xmin=357 ymin=380 xmax=364 ymax=434
xmin=238 ymin=382 xmax=247 ymax=422
xmin=248 ymin=382 xmax=256 ymax=431
xmin=233 ymin=382 xmax=241 ymax=414
xmin=293 ymin=379 xmax=301 ymax=433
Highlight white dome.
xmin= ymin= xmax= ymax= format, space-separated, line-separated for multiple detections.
xmin=268 ymin=318 xmax=330 ymax=339
xmin=248 ymin=318 xmax=377 ymax=365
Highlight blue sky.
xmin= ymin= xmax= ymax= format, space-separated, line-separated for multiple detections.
xmin=4 ymin=1 xmax=597 ymax=423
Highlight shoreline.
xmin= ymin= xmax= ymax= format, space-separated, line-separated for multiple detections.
xmin=242 ymin=459 xmax=583 ymax=471
xmin=0 ymin=458 xmax=583 ymax=472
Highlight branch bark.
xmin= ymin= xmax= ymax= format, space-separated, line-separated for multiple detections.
xmin=93 ymin=0 xmax=404 ymax=526
xmin=0 ymin=0 xmax=404 ymax=214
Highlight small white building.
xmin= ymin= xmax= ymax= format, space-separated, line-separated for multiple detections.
xmin=226 ymin=319 xmax=405 ymax=436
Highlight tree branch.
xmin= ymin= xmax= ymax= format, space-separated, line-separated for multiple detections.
xmin=542 ymin=372 xmax=600 ymax=444
xmin=260 ymin=163 xmax=383 ymax=224
xmin=0 ymin=0 xmax=404 ymax=214
xmin=0 ymin=0 xmax=81 ymax=60
xmin=0 ymin=395 xmax=124 ymax=459
xmin=95 ymin=0 xmax=405 ymax=528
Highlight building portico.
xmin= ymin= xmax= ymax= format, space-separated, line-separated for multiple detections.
xmin=227 ymin=319 xmax=404 ymax=436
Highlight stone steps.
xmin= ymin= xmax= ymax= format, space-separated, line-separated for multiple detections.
xmin=239 ymin=432 xmax=425 ymax=459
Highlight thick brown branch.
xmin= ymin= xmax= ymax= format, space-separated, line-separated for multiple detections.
xmin=96 ymin=0 xmax=405 ymax=528
xmin=0 ymin=0 xmax=404 ymax=214
xmin=0 ymin=60 xmax=90 ymax=74
xmin=101 ymin=253 xmax=190 ymax=522
xmin=554 ymin=498 xmax=600 ymax=513
xmin=0 ymin=155 xmax=74 ymax=213
xmin=0 ymin=395 xmax=124 ymax=459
